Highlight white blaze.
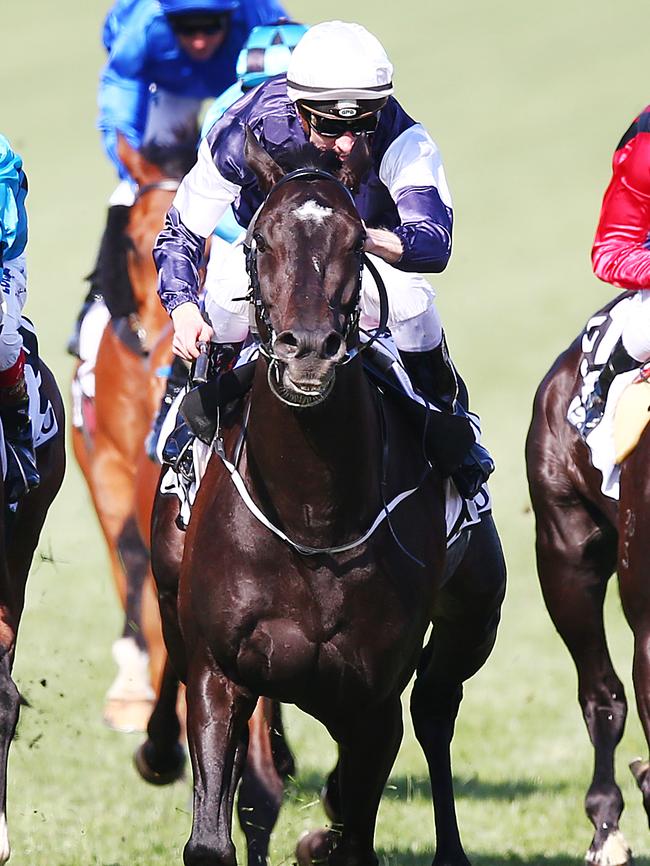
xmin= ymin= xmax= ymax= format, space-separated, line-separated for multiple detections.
xmin=294 ymin=200 xmax=333 ymax=223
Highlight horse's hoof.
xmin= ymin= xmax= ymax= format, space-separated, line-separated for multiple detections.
xmin=103 ymin=697 xmax=153 ymax=733
xmin=585 ymin=830 xmax=632 ymax=866
xmin=630 ymin=757 xmax=650 ymax=785
xmin=134 ymin=741 xmax=186 ymax=786
xmin=296 ymin=829 xmax=337 ymax=866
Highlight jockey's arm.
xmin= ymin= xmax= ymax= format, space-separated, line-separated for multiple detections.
xmin=375 ymin=123 xmax=453 ymax=273
xmin=97 ymin=21 xmax=150 ymax=177
xmin=592 ymin=131 xmax=650 ymax=290
xmin=154 ymin=137 xmax=241 ymax=360
xmin=0 ymin=139 xmax=28 ymax=265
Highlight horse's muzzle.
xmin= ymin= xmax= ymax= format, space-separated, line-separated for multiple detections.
xmin=269 ymin=328 xmax=347 ymax=405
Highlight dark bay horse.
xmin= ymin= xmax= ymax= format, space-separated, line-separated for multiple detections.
xmin=526 ymin=297 xmax=650 ymax=866
xmin=72 ymin=135 xmax=193 ymax=730
xmin=143 ymin=130 xmax=506 ymax=866
xmin=0 ymin=358 xmax=65 ymax=862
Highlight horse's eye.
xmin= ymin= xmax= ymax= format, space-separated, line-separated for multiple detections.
xmin=254 ymin=232 xmax=267 ymax=252
xmin=354 ymin=236 xmax=366 ymax=255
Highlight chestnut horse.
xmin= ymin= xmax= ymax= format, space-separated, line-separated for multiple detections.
xmin=0 ymin=357 xmax=65 ymax=862
xmin=141 ymin=131 xmax=506 ymax=866
xmin=526 ymin=297 xmax=650 ymax=866
xmin=72 ymin=136 xmax=193 ymax=730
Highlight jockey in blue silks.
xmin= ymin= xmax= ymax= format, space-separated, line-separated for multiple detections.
xmin=67 ymin=0 xmax=287 ymax=356
xmin=0 ymin=136 xmax=40 ymax=501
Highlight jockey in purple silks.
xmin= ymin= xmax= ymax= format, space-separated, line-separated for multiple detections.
xmin=154 ymin=21 xmax=494 ymax=498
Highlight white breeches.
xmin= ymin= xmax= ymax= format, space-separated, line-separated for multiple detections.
xmin=109 ymin=89 xmax=202 ymax=208
xmin=622 ymin=289 xmax=650 ymax=362
xmin=0 ymin=255 xmax=27 ymax=371
xmin=203 ymin=237 xmax=443 ymax=352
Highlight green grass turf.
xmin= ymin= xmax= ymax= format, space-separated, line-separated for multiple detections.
xmin=4 ymin=0 xmax=650 ymax=863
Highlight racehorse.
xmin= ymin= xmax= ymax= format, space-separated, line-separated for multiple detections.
xmin=526 ymin=297 xmax=650 ymax=866
xmin=142 ymin=129 xmax=506 ymax=866
xmin=72 ymin=135 xmax=193 ymax=730
xmin=0 ymin=356 xmax=65 ymax=863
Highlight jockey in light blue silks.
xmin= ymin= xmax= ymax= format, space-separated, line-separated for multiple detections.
xmin=67 ymin=0 xmax=288 ymax=356
xmin=0 ymin=136 xmax=40 ymax=502
xmin=146 ymin=19 xmax=308 ymax=454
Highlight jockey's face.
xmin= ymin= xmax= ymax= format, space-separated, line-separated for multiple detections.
xmin=177 ymin=29 xmax=226 ymax=61
xmin=170 ymin=13 xmax=229 ymax=61
xmin=305 ymin=127 xmax=358 ymax=162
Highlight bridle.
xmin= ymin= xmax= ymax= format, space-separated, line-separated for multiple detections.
xmin=242 ymin=167 xmax=389 ymax=404
xmin=133 ymin=178 xmax=181 ymax=203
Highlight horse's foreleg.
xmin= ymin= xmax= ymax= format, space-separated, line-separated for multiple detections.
xmin=297 ymin=698 xmax=403 ymax=866
xmin=184 ymin=645 xmax=255 ymax=866
xmin=0 ymin=604 xmax=19 ymax=866
xmin=134 ymin=655 xmax=185 ymax=786
xmin=411 ymin=514 xmax=505 ymax=866
xmin=534 ymin=499 xmax=627 ymax=866
xmin=618 ymin=460 xmax=650 ymax=835
xmin=237 ymin=698 xmax=285 ymax=866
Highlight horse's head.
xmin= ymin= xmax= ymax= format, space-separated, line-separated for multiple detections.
xmin=117 ymin=134 xmax=197 ymax=346
xmin=244 ymin=127 xmax=372 ymax=406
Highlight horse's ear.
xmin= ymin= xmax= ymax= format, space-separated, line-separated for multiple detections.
xmin=116 ymin=133 xmax=162 ymax=187
xmin=244 ymin=125 xmax=284 ymax=193
xmin=337 ymin=134 xmax=372 ymax=193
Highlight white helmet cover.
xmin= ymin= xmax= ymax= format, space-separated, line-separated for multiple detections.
xmin=286 ymin=21 xmax=394 ymax=103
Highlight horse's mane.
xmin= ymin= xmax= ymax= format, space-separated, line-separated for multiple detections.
xmin=140 ymin=138 xmax=198 ymax=179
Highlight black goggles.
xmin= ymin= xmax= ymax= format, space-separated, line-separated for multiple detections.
xmin=170 ymin=13 xmax=229 ymax=35
xmin=303 ymin=109 xmax=381 ymax=138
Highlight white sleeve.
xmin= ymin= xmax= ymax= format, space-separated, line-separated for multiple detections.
xmin=378 ymin=124 xmax=453 ymax=209
xmin=172 ymin=137 xmax=241 ymax=238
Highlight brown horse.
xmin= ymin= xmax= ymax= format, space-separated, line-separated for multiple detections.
xmin=72 ymin=136 xmax=193 ymax=730
xmin=526 ymin=295 xmax=650 ymax=866
xmin=141 ymin=131 xmax=506 ymax=866
xmin=0 ymin=356 xmax=65 ymax=863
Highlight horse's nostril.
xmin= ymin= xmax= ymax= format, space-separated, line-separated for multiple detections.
xmin=323 ymin=332 xmax=344 ymax=359
xmin=274 ymin=332 xmax=300 ymax=358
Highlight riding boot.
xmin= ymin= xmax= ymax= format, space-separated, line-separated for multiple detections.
xmin=581 ymin=337 xmax=640 ymax=434
xmin=146 ymin=356 xmax=191 ymax=461
xmin=162 ymin=342 xmax=243 ymax=473
xmin=0 ymin=368 xmax=40 ymax=504
xmin=67 ymin=204 xmax=133 ymax=357
xmin=400 ymin=340 xmax=494 ymax=499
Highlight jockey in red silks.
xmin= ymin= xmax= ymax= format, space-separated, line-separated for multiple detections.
xmin=0 ymin=136 xmax=40 ymax=502
xmin=584 ymin=107 xmax=650 ymax=429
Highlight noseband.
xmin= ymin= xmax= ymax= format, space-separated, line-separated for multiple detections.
xmin=242 ymin=168 xmax=389 ymax=405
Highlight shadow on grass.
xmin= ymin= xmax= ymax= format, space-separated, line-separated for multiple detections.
xmin=287 ymin=770 xmax=570 ymax=803
xmin=376 ymin=852 xmax=650 ymax=866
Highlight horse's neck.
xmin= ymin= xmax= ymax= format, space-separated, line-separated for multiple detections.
xmin=245 ymin=360 xmax=380 ymax=544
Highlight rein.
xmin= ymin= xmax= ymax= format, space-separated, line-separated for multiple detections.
xmin=134 ymin=178 xmax=181 ymax=202
xmin=208 ymin=168 xmax=427 ymax=560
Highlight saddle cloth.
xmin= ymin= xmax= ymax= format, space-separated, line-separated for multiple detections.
xmin=157 ymin=336 xmax=491 ymax=547
xmin=0 ymin=319 xmax=59 ymax=484
xmin=566 ymin=295 xmax=637 ymax=499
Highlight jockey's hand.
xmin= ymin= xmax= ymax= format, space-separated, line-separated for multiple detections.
xmin=171 ymin=302 xmax=213 ymax=361
xmin=364 ymin=227 xmax=403 ymax=264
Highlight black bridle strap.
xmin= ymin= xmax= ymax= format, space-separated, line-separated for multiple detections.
xmin=134 ymin=178 xmax=181 ymax=202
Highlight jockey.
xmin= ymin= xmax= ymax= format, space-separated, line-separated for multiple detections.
xmin=67 ymin=0 xmax=288 ymax=355
xmin=153 ymin=20 xmax=494 ymax=498
xmin=0 ymin=136 xmax=40 ymax=502
xmin=583 ymin=106 xmax=650 ymax=429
